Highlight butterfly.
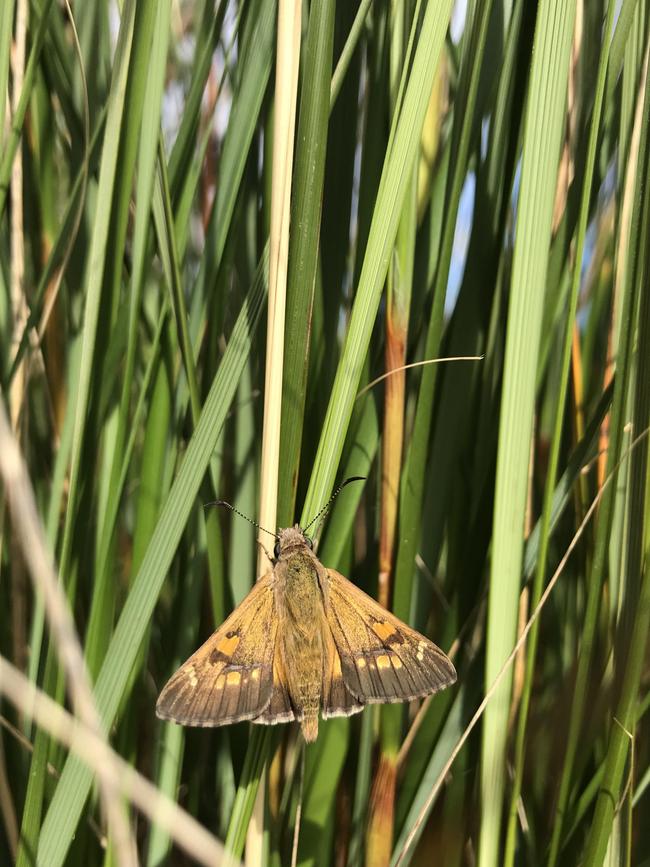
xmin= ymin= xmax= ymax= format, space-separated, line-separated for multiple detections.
xmin=156 ymin=490 xmax=456 ymax=742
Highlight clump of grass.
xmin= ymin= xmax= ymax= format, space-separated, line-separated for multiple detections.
xmin=0 ymin=2 xmax=648 ymax=866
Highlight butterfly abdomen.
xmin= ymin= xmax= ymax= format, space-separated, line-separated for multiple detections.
xmin=276 ymin=549 xmax=326 ymax=741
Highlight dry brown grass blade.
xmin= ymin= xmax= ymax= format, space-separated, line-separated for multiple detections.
xmin=366 ymin=752 xmax=398 ymax=867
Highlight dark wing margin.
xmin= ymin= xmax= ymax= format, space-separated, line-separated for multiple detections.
xmin=325 ymin=569 xmax=456 ymax=705
xmin=156 ymin=572 xmax=277 ymax=727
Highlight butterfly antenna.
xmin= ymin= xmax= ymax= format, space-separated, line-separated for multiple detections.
xmin=303 ymin=476 xmax=365 ymax=536
xmin=205 ymin=500 xmax=279 ymax=539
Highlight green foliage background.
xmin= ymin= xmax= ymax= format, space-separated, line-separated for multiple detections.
xmin=1 ymin=1 xmax=649 ymax=865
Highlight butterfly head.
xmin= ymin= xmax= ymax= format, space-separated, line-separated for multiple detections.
xmin=273 ymin=525 xmax=313 ymax=560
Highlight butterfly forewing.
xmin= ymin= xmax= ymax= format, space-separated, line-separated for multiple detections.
xmin=325 ymin=569 xmax=456 ymax=704
xmin=156 ymin=572 xmax=277 ymax=726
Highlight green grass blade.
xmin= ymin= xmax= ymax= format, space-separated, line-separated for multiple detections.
xmin=298 ymin=720 xmax=350 ymax=866
xmin=478 ymin=3 xmax=577 ymax=864
xmin=223 ymin=728 xmax=272 ymax=861
xmin=503 ymin=3 xmax=617 ymax=862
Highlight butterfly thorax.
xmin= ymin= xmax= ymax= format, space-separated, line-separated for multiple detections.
xmin=274 ymin=535 xmax=326 ymax=742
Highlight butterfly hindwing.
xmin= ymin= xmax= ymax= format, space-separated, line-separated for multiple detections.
xmin=321 ymin=627 xmax=365 ymax=719
xmin=156 ymin=572 xmax=277 ymax=727
xmin=253 ymin=646 xmax=297 ymax=726
xmin=325 ymin=569 xmax=456 ymax=704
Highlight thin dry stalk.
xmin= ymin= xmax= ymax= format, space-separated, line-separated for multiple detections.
xmin=8 ymin=0 xmax=29 ymax=722
xmin=290 ymin=747 xmax=305 ymax=867
xmin=370 ymin=180 xmax=415 ymax=865
xmin=356 ymin=355 xmax=483 ymax=399
xmin=248 ymin=1 xmax=301 ymax=863
xmin=256 ymin=0 xmax=301 ymax=561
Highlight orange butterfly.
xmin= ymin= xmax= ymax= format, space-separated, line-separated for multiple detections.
xmin=157 ymin=483 xmax=456 ymax=742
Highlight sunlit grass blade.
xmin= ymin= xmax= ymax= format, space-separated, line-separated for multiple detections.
xmin=503 ymin=4 xmax=617 ymax=862
xmin=478 ymin=3 xmax=577 ymax=864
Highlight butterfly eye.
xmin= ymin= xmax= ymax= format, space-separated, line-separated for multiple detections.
xmin=273 ymin=540 xmax=281 ymax=559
